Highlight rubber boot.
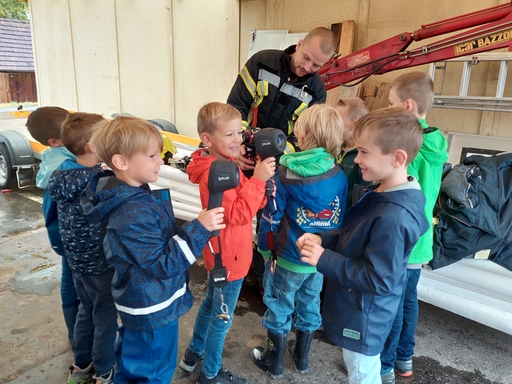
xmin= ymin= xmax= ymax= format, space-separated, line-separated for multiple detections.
xmin=62 ymin=305 xmax=79 ymax=342
xmin=286 ymin=330 xmax=315 ymax=374
xmin=251 ymin=331 xmax=287 ymax=379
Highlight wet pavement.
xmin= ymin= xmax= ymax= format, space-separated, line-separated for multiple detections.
xmin=0 ymin=115 xmax=511 ymax=383
xmin=1 ymin=185 xmax=511 ymax=384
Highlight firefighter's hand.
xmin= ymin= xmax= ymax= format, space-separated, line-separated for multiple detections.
xmin=237 ymin=144 xmax=255 ymax=170
xmin=254 ymin=156 xmax=276 ymax=182
xmin=299 ymin=238 xmax=324 ymax=267
xmin=197 ymin=207 xmax=226 ymax=232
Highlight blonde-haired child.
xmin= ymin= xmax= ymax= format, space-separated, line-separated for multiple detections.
xmin=252 ymin=104 xmax=348 ymax=378
xmin=81 ymin=116 xmax=225 ymax=384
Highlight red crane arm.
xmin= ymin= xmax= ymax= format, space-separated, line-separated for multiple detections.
xmin=319 ymin=2 xmax=512 ymax=90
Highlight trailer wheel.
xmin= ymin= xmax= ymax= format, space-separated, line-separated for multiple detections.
xmin=0 ymin=144 xmax=17 ymax=190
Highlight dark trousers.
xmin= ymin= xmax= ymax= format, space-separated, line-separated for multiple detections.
xmin=72 ymin=269 xmax=117 ymax=376
xmin=380 ymin=268 xmax=421 ymax=370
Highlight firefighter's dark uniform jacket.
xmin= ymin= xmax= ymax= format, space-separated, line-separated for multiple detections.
xmin=227 ymin=45 xmax=327 ymax=150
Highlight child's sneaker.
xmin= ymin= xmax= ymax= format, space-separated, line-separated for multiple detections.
xmin=68 ymin=362 xmax=94 ymax=384
xmin=196 ymin=367 xmax=248 ymax=384
xmin=380 ymin=367 xmax=395 ymax=384
xmin=179 ymin=348 xmax=204 ymax=373
xmin=93 ymin=367 xmax=114 ymax=384
xmin=395 ymin=358 xmax=413 ymax=377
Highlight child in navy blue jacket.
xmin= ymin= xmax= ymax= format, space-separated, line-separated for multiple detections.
xmin=252 ymin=104 xmax=347 ymax=378
xmin=298 ymin=108 xmax=430 ymax=384
xmin=26 ymin=106 xmax=78 ymax=342
xmin=47 ymin=112 xmax=117 ymax=384
xmin=80 ymin=116 xmax=225 ymax=384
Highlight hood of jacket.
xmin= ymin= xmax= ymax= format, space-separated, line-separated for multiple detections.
xmin=187 ymin=149 xmax=239 ymax=185
xmin=49 ymin=161 xmax=103 ymax=204
xmin=347 ymin=178 xmax=427 ymax=229
xmin=187 ymin=149 xmax=216 ymax=184
xmin=280 ymin=147 xmax=335 ymax=177
xmin=80 ymin=171 xmax=143 ymax=223
xmin=418 ymin=122 xmax=449 ymax=167
xmin=279 ymin=152 xmax=344 ymax=214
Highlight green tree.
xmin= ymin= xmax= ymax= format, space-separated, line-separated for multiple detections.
xmin=0 ymin=0 xmax=28 ymax=21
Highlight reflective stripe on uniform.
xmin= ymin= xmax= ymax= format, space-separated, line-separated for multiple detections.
xmin=247 ymin=81 xmax=269 ymax=126
xmin=240 ymin=66 xmax=256 ymax=98
xmin=115 ymin=283 xmax=187 ymax=315
xmin=258 ymin=69 xmax=280 ymax=88
xmin=280 ymin=84 xmax=313 ymax=105
xmin=288 ymin=101 xmax=309 ymax=135
xmin=284 ymin=141 xmax=296 ymax=154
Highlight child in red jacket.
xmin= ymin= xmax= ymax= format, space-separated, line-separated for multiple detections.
xmin=179 ymin=102 xmax=276 ymax=384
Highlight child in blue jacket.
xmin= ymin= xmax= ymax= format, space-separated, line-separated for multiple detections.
xmin=298 ymin=108 xmax=429 ymax=384
xmin=47 ymin=112 xmax=117 ymax=384
xmin=26 ymin=106 xmax=78 ymax=342
xmin=252 ymin=104 xmax=347 ymax=378
xmin=80 ymin=116 xmax=225 ymax=384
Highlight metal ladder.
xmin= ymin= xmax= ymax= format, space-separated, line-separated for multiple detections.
xmin=429 ymin=52 xmax=512 ymax=112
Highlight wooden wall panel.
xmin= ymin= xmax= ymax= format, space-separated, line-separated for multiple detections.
xmin=0 ymin=73 xmax=10 ymax=103
xmin=9 ymin=73 xmax=37 ymax=103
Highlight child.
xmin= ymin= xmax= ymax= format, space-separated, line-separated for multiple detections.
xmin=335 ymin=97 xmax=370 ymax=210
xmin=298 ymin=108 xmax=430 ymax=384
xmin=26 ymin=107 xmax=76 ymax=189
xmin=380 ymin=71 xmax=449 ymax=384
xmin=179 ymin=102 xmax=276 ymax=384
xmin=80 ymin=116 xmax=225 ymax=384
xmin=25 ymin=106 xmax=78 ymax=342
xmin=252 ymin=104 xmax=347 ymax=378
xmin=47 ymin=112 xmax=118 ymax=384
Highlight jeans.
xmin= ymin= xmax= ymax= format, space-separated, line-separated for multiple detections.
xmin=115 ymin=319 xmax=179 ymax=384
xmin=188 ymin=274 xmax=244 ymax=379
xmin=343 ymin=348 xmax=381 ymax=384
xmin=380 ymin=268 xmax=421 ymax=371
xmin=262 ymin=262 xmax=323 ymax=334
xmin=61 ymin=256 xmax=79 ymax=308
xmin=72 ymin=270 xmax=117 ymax=376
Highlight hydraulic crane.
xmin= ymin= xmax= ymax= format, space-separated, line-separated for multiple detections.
xmin=319 ymin=2 xmax=512 ymax=89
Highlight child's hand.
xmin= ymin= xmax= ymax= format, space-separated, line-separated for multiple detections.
xmin=197 ymin=207 xmax=226 ymax=232
xmin=237 ymin=145 xmax=255 ymax=171
xmin=253 ymin=156 xmax=276 ymax=182
xmin=296 ymin=233 xmax=321 ymax=250
xmin=299 ymin=238 xmax=325 ymax=267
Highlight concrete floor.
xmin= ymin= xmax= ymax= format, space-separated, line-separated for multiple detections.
xmin=1 ymin=116 xmax=512 ymax=384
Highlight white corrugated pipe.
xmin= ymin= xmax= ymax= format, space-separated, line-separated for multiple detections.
xmin=418 ymin=259 xmax=512 ymax=335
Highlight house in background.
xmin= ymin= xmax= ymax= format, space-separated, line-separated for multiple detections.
xmin=0 ymin=18 xmax=37 ymax=104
